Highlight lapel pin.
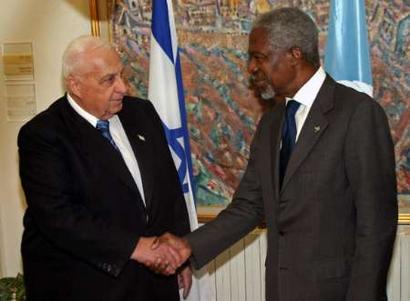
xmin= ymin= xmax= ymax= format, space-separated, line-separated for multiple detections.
xmin=313 ymin=125 xmax=321 ymax=133
xmin=137 ymin=134 xmax=145 ymax=141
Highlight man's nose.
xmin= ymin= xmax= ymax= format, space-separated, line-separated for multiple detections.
xmin=247 ymin=59 xmax=257 ymax=74
xmin=116 ymin=76 xmax=127 ymax=94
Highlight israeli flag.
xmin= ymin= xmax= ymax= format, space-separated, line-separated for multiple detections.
xmin=324 ymin=0 xmax=373 ymax=97
xmin=149 ymin=3 xmax=213 ymax=300
xmin=149 ymin=0 xmax=197 ymax=230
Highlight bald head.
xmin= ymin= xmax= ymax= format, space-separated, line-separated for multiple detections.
xmin=62 ymin=35 xmax=116 ymax=81
xmin=62 ymin=35 xmax=127 ymax=120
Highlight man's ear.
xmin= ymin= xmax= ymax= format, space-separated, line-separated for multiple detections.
xmin=66 ymin=75 xmax=81 ymax=96
xmin=287 ymin=47 xmax=303 ymax=66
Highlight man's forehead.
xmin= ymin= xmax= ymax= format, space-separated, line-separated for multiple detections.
xmin=80 ymin=54 xmax=122 ymax=75
xmin=248 ymin=29 xmax=270 ymax=51
xmin=250 ymin=27 xmax=268 ymax=37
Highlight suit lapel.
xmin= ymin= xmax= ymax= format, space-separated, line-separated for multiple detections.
xmin=118 ymin=109 xmax=154 ymax=211
xmin=271 ymin=103 xmax=286 ymax=198
xmin=61 ymin=99 xmax=141 ymax=197
xmin=281 ymin=76 xmax=335 ymax=191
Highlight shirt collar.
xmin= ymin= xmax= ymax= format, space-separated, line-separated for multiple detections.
xmin=286 ymin=66 xmax=326 ymax=108
xmin=67 ymin=93 xmax=100 ymax=127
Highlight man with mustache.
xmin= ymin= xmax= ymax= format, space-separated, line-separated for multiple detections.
xmin=18 ymin=35 xmax=191 ymax=300
xmin=157 ymin=7 xmax=397 ymax=301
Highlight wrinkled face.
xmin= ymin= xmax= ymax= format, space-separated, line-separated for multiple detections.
xmin=247 ymin=27 xmax=296 ymax=100
xmin=68 ymin=47 xmax=127 ymax=120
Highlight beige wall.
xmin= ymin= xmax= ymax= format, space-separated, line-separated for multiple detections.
xmin=0 ymin=0 xmax=91 ymax=277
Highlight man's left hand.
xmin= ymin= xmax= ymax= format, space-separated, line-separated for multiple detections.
xmin=178 ymin=265 xmax=192 ymax=299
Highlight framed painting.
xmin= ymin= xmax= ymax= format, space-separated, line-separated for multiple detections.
xmin=88 ymin=0 xmax=410 ymax=224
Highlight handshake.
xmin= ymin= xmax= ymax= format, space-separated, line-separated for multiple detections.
xmin=131 ymin=233 xmax=193 ymax=298
xmin=132 ymin=232 xmax=192 ymax=275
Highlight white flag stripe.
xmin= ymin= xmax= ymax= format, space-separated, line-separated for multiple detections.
xmin=149 ymin=37 xmax=181 ymax=129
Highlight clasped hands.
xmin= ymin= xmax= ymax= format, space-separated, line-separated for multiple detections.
xmin=132 ymin=232 xmax=192 ymax=275
xmin=131 ymin=233 xmax=193 ymax=297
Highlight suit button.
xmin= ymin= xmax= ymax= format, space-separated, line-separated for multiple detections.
xmin=112 ymin=265 xmax=120 ymax=276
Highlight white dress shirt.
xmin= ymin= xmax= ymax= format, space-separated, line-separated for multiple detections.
xmin=67 ymin=94 xmax=146 ymax=205
xmin=285 ymin=66 xmax=326 ymax=141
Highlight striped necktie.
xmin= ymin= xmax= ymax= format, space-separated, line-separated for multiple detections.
xmin=96 ymin=120 xmax=119 ymax=151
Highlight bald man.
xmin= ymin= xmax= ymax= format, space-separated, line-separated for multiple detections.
xmin=18 ymin=35 xmax=191 ymax=301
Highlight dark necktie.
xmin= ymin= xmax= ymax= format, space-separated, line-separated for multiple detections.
xmin=280 ymin=100 xmax=300 ymax=186
xmin=96 ymin=120 xmax=120 ymax=151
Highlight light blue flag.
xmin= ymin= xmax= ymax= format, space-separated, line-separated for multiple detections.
xmin=324 ymin=0 xmax=373 ymax=96
xmin=149 ymin=2 xmax=212 ymax=300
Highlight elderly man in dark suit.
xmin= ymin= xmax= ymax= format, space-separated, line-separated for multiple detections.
xmin=157 ymin=7 xmax=397 ymax=301
xmin=18 ymin=35 xmax=192 ymax=300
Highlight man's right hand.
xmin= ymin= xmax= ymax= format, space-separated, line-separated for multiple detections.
xmin=151 ymin=232 xmax=192 ymax=269
xmin=131 ymin=236 xmax=182 ymax=275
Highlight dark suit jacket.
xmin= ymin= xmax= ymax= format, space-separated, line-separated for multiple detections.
xmin=186 ymin=76 xmax=397 ymax=301
xmin=18 ymin=96 xmax=190 ymax=301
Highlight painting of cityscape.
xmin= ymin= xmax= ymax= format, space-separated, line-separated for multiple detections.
xmin=110 ymin=0 xmax=410 ymax=217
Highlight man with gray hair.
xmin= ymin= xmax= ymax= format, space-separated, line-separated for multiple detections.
xmin=18 ymin=35 xmax=192 ymax=300
xmin=157 ymin=7 xmax=397 ymax=301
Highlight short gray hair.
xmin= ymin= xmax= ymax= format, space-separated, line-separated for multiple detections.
xmin=252 ymin=7 xmax=320 ymax=68
xmin=62 ymin=35 xmax=115 ymax=79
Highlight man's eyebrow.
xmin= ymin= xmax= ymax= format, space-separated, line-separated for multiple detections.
xmin=98 ymin=66 xmax=124 ymax=81
xmin=249 ymin=51 xmax=269 ymax=57
xmin=98 ymin=73 xmax=116 ymax=82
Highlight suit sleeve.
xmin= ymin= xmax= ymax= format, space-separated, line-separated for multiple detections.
xmin=344 ymin=98 xmax=397 ymax=300
xmin=186 ymin=121 xmax=266 ymax=268
xmin=18 ymin=122 xmax=138 ymax=277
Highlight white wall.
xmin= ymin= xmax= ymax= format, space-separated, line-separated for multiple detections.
xmin=0 ymin=0 xmax=91 ymax=277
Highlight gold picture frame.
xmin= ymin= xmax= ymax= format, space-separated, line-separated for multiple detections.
xmin=88 ymin=0 xmax=410 ymax=225
xmin=89 ymin=0 xmax=112 ymax=40
xmin=401 ymin=214 xmax=410 ymax=224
